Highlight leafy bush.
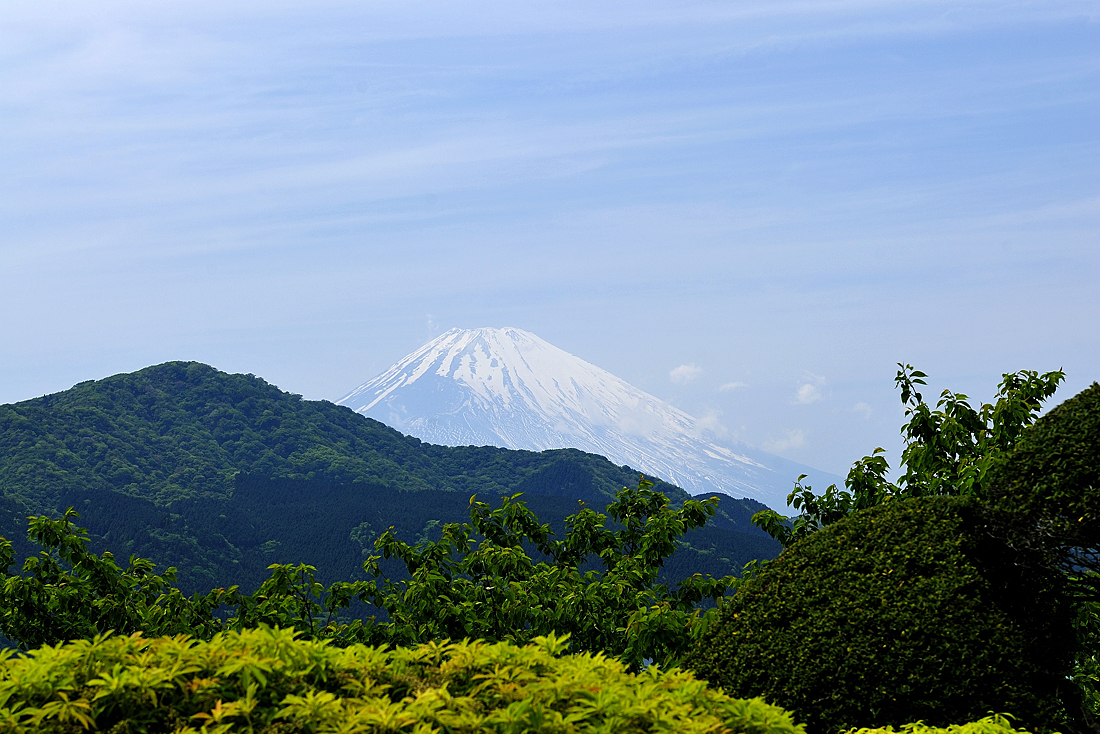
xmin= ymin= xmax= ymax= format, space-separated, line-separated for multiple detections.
xmin=845 ymin=714 xmax=1037 ymax=734
xmin=984 ymin=382 xmax=1100 ymax=571
xmin=0 ymin=510 xmax=233 ymax=649
xmin=983 ymin=382 xmax=1100 ymax=727
xmin=684 ymin=496 xmax=1077 ymax=733
xmin=0 ymin=626 xmax=805 ymax=734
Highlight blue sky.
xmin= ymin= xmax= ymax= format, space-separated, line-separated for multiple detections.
xmin=2 ymin=0 xmax=1097 ymax=478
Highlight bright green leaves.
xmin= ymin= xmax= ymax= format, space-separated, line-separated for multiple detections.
xmin=752 ymin=365 xmax=1066 ymax=547
xmin=893 ymin=364 xmax=1063 ymax=499
xmin=0 ymin=480 xmax=740 ymax=670
xmin=359 ymin=480 xmax=738 ymax=669
xmin=846 ymin=713 xmax=1042 ymax=734
xmin=0 ymin=628 xmax=806 ymax=734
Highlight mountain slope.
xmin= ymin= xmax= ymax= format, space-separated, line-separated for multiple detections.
xmin=0 ymin=361 xmax=692 ymax=509
xmin=339 ymin=328 xmax=839 ymax=510
xmin=0 ymin=361 xmax=779 ymax=590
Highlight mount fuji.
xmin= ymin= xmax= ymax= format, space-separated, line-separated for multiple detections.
xmin=337 ymin=327 xmax=840 ymax=510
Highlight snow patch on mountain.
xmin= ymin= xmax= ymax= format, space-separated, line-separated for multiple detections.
xmin=338 ymin=327 xmax=840 ymax=510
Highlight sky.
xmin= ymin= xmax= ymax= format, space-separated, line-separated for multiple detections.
xmin=2 ymin=0 xmax=1097 ymax=479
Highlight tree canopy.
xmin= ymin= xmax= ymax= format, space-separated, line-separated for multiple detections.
xmin=751 ymin=364 xmax=1065 ymax=547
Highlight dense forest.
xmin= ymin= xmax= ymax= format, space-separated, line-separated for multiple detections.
xmin=0 ymin=361 xmax=777 ymax=592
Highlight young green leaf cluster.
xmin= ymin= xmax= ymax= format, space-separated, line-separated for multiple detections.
xmin=0 ymin=626 xmax=805 ymax=734
xmin=751 ymin=365 xmax=1065 ymax=547
xmin=844 ymin=714 xmax=1040 ymax=734
xmin=359 ymin=481 xmax=737 ymax=668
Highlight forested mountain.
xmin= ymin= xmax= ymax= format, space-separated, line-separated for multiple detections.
xmin=0 ymin=362 xmax=779 ymax=591
xmin=1 ymin=361 xmax=682 ymax=506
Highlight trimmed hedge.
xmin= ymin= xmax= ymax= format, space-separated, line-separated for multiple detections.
xmin=0 ymin=626 xmax=804 ymax=733
xmin=985 ymin=382 xmax=1100 ymax=551
xmin=683 ymin=496 xmax=1075 ymax=733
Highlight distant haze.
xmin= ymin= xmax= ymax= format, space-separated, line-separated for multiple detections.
xmin=339 ymin=327 xmax=841 ymax=510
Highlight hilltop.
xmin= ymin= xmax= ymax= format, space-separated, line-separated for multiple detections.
xmin=0 ymin=361 xmax=779 ymax=591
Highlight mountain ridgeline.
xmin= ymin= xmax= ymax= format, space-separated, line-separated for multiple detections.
xmin=0 ymin=362 xmax=780 ymax=592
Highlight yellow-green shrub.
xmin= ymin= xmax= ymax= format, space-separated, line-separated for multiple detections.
xmin=846 ymin=714 xmax=1037 ymax=734
xmin=0 ymin=625 xmax=803 ymax=733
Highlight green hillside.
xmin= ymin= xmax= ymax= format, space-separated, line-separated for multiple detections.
xmin=0 ymin=361 xmax=686 ymax=506
xmin=0 ymin=362 xmax=779 ymax=591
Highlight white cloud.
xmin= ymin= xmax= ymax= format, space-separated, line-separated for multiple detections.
xmin=794 ymin=373 xmax=826 ymax=404
xmin=719 ymin=381 xmax=748 ymax=391
xmin=763 ymin=429 xmax=805 ymax=453
xmin=796 ymin=383 xmax=822 ymax=404
xmin=669 ymin=363 xmax=702 ymax=383
xmin=852 ymin=401 xmax=873 ymax=419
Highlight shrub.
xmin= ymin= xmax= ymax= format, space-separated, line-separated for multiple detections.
xmin=984 ymin=382 xmax=1100 ymax=565
xmin=683 ymin=496 xmax=1076 ymax=733
xmin=984 ymin=382 xmax=1100 ymax=728
xmin=845 ymin=714 xmax=1037 ymax=734
xmin=0 ymin=625 xmax=805 ymax=734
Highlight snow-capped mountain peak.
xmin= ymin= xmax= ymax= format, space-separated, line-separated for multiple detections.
xmin=338 ymin=327 xmax=838 ymax=510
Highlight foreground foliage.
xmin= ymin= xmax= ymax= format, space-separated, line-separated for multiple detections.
xmin=358 ymin=481 xmax=737 ymax=668
xmin=751 ymin=365 xmax=1065 ymax=546
xmin=3 ymin=365 xmax=1096 ymax=731
xmin=685 ymin=496 xmax=1077 ymax=733
xmin=748 ymin=371 xmax=1099 ymax=730
xmin=984 ymin=382 xmax=1100 ymax=730
xmin=984 ymin=382 xmax=1100 ymax=584
xmin=846 ymin=714 xmax=1040 ymax=734
xmin=0 ymin=626 xmax=804 ymax=734
xmin=0 ymin=481 xmax=737 ymax=670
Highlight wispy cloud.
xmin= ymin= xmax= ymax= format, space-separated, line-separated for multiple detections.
xmin=719 ymin=381 xmax=748 ymax=391
xmin=852 ymin=401 xmax=873 ymax=418
xmin=669 ymin=364 xmax=702 ymax=383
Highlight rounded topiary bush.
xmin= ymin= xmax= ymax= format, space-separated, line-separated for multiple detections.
xmin=985 ymin=382 xmax=1100 ymax=550
xmin=683 ymin=495 xmax=1076 ymax=733
xmin=983 ymin=382 xmax=1100 ymax=729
